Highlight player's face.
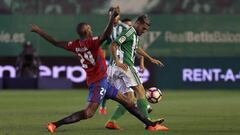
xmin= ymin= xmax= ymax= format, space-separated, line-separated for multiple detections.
xmin=82 ymin=24 xmax=93 ymax=37
xmin=136 ymin=22 xmax=149 ymax=36
xmin=123 ymin=21 xmax=132 ymax=27
xmin=114 ymin=15 xmax=120 ymax=25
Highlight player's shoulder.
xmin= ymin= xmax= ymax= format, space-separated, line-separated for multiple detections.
xmin=68 ymin=39 xmax=80 ymax=46
xmin=124 ymin=27 xmax=136 ymax=37
xmin=118 ymin=22 xmax=130 ymax=29
xmin=86 ymin=36 xmax=100 ymax=42
xmin=84 ymin=36 xmax=101 ymax=49
xmin=69 ymin=38 xmax=91 ymax=46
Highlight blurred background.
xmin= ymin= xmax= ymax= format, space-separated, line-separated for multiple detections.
xmin=0 ymin=0 xmax=240 ymax=89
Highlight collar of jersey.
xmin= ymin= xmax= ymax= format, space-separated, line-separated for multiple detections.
xmin=131 ymin=26 xmax=137 ymax=34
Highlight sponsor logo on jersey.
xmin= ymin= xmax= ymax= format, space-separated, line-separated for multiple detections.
xmin=119 ymin=36 xmax=126 ymax=44
xmin=75 ymin=47 xmax=88 ymax=52
xmin=92 ymin=36 xmax=98 ymax=40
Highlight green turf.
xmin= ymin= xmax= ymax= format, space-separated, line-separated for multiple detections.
xmin=0 ymin=90 xmax=240 ymax=135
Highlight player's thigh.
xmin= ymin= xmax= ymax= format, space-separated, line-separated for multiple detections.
xmin=114 ymin=78 xmax=134 ymax=94
xmin=122 ymin=67 xmax=142 ymax=88
xmin=125 ymin=91 xmax=136 ymax=102
xmin=108 ymin=66 xmax=133 ymax=94
xmin=104 ymin=81 xmax=119 ymax=101
xmin=118 ymin=67 xmax=145 ymax=99
xmin=105 ymin=81 xmax=134 ymax=105
xmin=88 ymin=79 xmax=108 ymax=104
xmin=131 ymin=84 xmax=146 ymax=99
xmin=114 ymin=91 xmax=135 ymax=107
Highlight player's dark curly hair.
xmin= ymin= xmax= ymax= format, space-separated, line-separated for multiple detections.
xmin=76 ymin=22 xmax=88 ymax=37
xmin=136 ymin=14 xmax=151 ymax=26
xmin=121 ymin=18 xmax=132 ymax=23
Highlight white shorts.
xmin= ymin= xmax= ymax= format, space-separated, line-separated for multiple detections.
xmin=107 ymin=65 xmax=142 ymax=94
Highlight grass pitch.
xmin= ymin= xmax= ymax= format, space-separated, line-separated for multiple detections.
xmin=0 ymin=90 xmax=240 ymax=135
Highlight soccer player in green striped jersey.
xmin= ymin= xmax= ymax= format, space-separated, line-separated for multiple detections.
xmin=99 ymin=8 xmax=131 ymax=115
xmin=105 ymin=15 xmax=168 ymax=131
xmin=99 ymin=8 xmax=147 ymax=115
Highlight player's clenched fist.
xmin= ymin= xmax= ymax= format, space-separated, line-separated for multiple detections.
xmin=30 ymin=24 xmax=41 ymax=33
xmin=108 ymin=6 xmax=120 ymax=18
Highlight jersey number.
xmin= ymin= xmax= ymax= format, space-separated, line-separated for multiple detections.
xmin=100 ymin=87 xmax=106 ymax=100
xmin=78 ymin=51 xmax=95 ymax=68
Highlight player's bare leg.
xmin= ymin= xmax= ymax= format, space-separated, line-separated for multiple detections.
xmin=126 ymin=91 xmax=136 ymax=101
xmin=111 ymin=91 xmax=166 ymax=130
xmin=47 ymin=102 xmax=99 ymax=133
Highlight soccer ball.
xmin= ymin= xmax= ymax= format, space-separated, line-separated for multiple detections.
xmin=146 ymin=87 xmax=163 ymax=104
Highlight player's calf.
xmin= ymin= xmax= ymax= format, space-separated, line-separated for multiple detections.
xmin=47 ymin=102 xmax=99 ymax=132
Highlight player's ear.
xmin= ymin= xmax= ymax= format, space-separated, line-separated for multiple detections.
xmin=135 ymin=21 xmax=140 ymax=26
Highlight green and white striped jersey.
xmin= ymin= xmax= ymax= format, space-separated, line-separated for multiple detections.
xmin=106 ymin=21 xmax=131 ymax=66
xmin=111 ymin=22 xmax=129 ymax=41
xmin=115 ymin=27 xmax=139 ymax=67
xmin=101 ymin=21 xmax=129 ymax=49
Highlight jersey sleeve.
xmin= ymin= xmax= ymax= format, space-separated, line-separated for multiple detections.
xmin=118 ymin=21 xmax=130 ymax=30
xmin=64 ymin=40 xmax=78 ymax=52
xmin=115 ymin=27 xmax=134 ymax=46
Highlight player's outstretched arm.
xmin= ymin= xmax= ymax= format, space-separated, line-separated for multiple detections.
xmin=30 ymin=24 xmax=67 ymax=49
xmin=136 ymin=47 xmax=164 ymax=67
xmin=139 ymin=56 xmax=145 ymax=73
xmin=110 ymin=42 xmax=128 ymax=71
xmin=99 ymin=7 xmax=120 ymax=44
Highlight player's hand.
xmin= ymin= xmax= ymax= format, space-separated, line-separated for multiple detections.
xmin=110 ymin=8 xmax=120 ymax=18
xmin=30 ymin=24 xmax=41 ymax=33
xmin=150 ymin=58 xmax=164 ymax=67
xmin=108 ymin=6 xmax=120 ymax=17
xmin=116 ymin=62 xmax=128 ymax=71
xmin=108 ymin=7 xmax=114 ymax=16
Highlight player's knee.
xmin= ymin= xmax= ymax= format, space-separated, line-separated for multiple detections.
xmin=83 ymin=109 xmax=95 ymax=119
xmin=133 ymin=85 xmax=145 ymax=99
xmin=124 ymin=100 xmax=135 ymax=108
xmin=126 ymin=92 xmax=135 ymax=101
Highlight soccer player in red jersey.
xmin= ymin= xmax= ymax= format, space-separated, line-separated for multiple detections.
xmin=31 ymin=7 xmax=164 ymax=133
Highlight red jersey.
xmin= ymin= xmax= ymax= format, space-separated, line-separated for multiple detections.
xmin=64 ymin=36 xmax=107 ymax=85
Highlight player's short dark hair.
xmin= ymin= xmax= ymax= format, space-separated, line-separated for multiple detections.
xmin=76 ymin=22 xmax=88 ymax=37
xmin=121 ymin=18 xmax=132 ymax=23
xmin=136 ymin=14 xmax=151 ymax=26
